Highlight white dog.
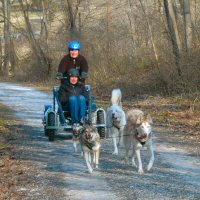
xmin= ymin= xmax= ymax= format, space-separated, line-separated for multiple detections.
xmin=79 ymin=124 xmax=101 ymax=173
xmin=106 ymin=89 xmax=126 ymax=155
xmin=123 ymin=109 xmax=154 ymax=174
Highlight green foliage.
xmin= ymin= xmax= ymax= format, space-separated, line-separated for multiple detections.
xmin=0 ymin=143 xmax=9 ymax=148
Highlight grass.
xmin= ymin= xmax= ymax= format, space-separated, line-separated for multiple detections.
xmin=0 ymin=143 xmax=9 ymax=148
xmin=0 ymin=104 xmax=17 ymax=148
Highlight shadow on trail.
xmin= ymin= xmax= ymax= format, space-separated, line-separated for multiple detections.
xmin=7 ymin=124 xmax=86 ymax=170
xmin=100 ymin=149 xmax=200 ymax=199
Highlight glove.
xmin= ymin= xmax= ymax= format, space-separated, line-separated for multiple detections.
xmin=80 ymin=72 xmax=88 ymax=80
xmin=56 ymin=72 xmax=63 ymax=80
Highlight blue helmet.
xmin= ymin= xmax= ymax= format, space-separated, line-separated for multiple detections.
xmin=68 ymin=41 xmax=81 ymax=50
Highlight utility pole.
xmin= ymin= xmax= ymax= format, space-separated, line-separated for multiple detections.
xmin=107 ymin=0 xmax=111 ymax=67
xmin=107 ymin=0 xmax=110 ymax=33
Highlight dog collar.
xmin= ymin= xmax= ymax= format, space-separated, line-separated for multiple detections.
xmin=140 ymin=141 xmax=146 ymax=146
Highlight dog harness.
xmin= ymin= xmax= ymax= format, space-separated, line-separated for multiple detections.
xmin=112 ymin=121 xmax=121 ymax=130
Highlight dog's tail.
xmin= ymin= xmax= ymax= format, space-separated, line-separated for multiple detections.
xmin=111 ymin=88 xmax=122 ymax=106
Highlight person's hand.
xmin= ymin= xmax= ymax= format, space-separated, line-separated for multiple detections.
xmin=56 ymin=72 xmax=63 ymax=80
xmin=80 ymin=72 xmax=88 ymax=80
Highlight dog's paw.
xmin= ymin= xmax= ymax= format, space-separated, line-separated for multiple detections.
xmin=112 ymin=150 xmax=118 ymax=155
xmin=94 ymin=164 xmax=99 ymax=169
xmin=138 ymin=168 xmax=144 ymax=174
xmin=88 ymin=168 xmax=93 ymax=173
xmin=147 ymin=163 xmax=153 ymax=171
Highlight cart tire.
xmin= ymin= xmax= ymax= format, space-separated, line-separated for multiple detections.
xmin=97 ymin=110 xmax=105 ymax=139
xmin=48 ymin=112 xmax=56 ymax=141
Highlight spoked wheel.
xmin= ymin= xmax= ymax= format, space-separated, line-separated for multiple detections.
xmin=47 ymin=112 xmax=56 ymax=141
xmin=96 ymin=110 xmax=105 ymax=139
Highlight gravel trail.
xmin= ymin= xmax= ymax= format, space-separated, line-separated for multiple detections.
xmin=0 ymin=82 xmax=199 ymax=200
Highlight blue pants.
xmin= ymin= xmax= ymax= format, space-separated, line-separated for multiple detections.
xmin=69 ymin=95 xmax=86 ymax=124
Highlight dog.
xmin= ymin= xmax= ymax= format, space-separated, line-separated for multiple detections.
xmin=72 ymin=123 xmax=83 ymax=153
xmin=106 ymin=89 xmax=126 ymax=155
xmin=123 ymin=109 xmax=154 ymax=174
xmin=78 ymin=124 xmax=101 ymax=173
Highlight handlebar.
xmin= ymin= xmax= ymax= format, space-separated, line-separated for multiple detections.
xmin=56 ymin=76 xmax=68 ymax=80
xmin=56 ymin=71 xmax=88 ymax=80
xmin=56 ymin=75 xmax=85 ymax=81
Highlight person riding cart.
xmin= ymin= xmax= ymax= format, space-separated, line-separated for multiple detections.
xmin=56 ymin=41 xmax=89 ymax=125
xmin=58 ymin=68 xmax=88 ymax=125
xmin=43 ymin=41 xmax=106 ymax=142
xmin=56 ymin=41 xmax=89 ymax=84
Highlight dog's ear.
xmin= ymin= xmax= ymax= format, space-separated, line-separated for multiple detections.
xmin=146 ymin=114 xmax=153 ymax=124
xmin=136 ymin=114 xmax=143 ymax=125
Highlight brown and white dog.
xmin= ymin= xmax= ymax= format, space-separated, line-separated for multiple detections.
xmin=77 ymin=124 xmax=101 ymax=173
xmin=106 ymin=89 xmax=126 ymax=155
xmin=123 ymin=109 xmax=154 ymax=174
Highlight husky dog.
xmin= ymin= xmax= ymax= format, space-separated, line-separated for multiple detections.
xmin=72 ymin=123 xmax=82 ymax=153
xmin=123 ymin=109 xmax=154 ymax=174
xmin=106 ymin=89 xmax=126 ymax=155
xmin=78 ymin=124 xmax=101 ymax=173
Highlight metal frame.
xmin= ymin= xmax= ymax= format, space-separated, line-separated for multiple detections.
xmin=44 ymin=84 xmax=106 ymax=131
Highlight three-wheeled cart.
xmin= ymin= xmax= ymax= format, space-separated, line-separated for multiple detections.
xmin=42 ymin=84 xmax=106 ymax=141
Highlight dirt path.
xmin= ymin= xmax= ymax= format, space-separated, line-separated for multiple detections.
xmin=0 ymin=82 xmax=200 ymax=200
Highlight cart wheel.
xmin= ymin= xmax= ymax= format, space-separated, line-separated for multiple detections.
xmin=97 ymin=110 xmax=105 ymax=139
xmin=48 ymin=112 xmax=56 ymax=141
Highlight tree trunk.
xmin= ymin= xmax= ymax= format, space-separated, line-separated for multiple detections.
xmin=0 ymin=38 xmax=3 ymax=75
xmin=3 ymin=0 xmax=14 ymax=76
xmin=163 ymin=0 xmax=182 ymax=77
xmin=183 ymin=0 xmax=192 ymax=54
xmin=41 ymin=0 xmax=51 ymax=74
xmin=66 ymin=0 xmax=81 ymax=39
xmin=139 ymin=0 xmax=160 ymax=70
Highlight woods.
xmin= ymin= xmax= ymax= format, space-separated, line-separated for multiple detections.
xmin=0 ymin=0 xmax=199 ymax=96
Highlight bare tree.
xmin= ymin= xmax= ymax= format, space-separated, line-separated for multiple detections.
xmin=138 ymin=0 xmax=160 ymax=69
xmin=66 ymin=0 xmax=82 ymax=39
xmin=163 ymin=0 xmax=182 ymax=77
xmin=41 ymin=0 xmax=51 ymax=74
xmin=18 ymin=0 xmax=50 ymax=74
xmin=183 ymin=0 xmax=192 ymax=54
xmin=2 ymin=0 xmax=14 ymax=76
